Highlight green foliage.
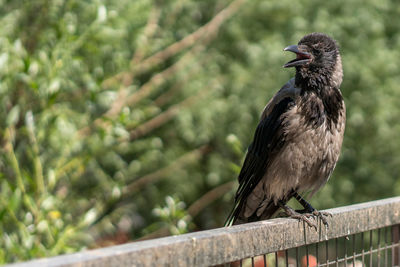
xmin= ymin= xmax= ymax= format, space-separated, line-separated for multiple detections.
xmin=151 ymin=196 xmax=192 ymax=235
xmin=1 ymin=0 xmax=400 ymax=263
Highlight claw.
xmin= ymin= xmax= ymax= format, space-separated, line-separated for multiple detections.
xmin=281 ymin=204 xmax=318 ymax=230
xmin=291 ymin=192 xmax=332 ymax=228
xmin=312 ymin=210 xmax=332 ymax=227
xmin=293 ymin=213 xmax=318 ymax=230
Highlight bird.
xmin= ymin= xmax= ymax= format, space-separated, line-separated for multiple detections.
xmin=225 ymin=33 xmax=345 ymax=228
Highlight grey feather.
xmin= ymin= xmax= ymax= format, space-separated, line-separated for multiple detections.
xmin=225 ymin=33 xmax=345 ymax=226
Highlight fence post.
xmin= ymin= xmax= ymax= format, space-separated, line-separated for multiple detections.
xmin=392 ymin=224 xmax=400 ymax=266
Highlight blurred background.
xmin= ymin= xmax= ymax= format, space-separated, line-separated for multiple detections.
xmin=1 ymin=0 xmax=400 ymax=263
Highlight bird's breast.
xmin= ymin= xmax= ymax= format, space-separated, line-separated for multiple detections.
xmin=263 ymin=96 xmax=345 ymax=201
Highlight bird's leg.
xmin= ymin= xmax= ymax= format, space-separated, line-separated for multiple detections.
xmin=293 ymin=192 xmax=332 ymax=227
xmin=278 ymin=201 xmax=317 ymax=230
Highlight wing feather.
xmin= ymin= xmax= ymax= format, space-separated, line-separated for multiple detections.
xmin=225 ymin=81 xmax=298 ymax=226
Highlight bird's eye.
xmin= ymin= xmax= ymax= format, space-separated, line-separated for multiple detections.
xmin=311 ymin=45 xmax=321 ymax=55
xmin=312 ymin=43 xmax=323 ymax=53
xmin=312 ymin=42 xmax=322 ymax=48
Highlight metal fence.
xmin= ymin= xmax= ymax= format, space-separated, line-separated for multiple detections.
xmin=7 ymin=197 xmax=400 ymax=267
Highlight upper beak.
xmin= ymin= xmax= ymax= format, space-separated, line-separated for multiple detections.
xmin=284 ymin=45 xmax=302 ymax=54
xmin=283 ymin=45 xmax=311 ymax=68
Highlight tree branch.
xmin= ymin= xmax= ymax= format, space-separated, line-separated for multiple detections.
xmin=122 ymin=145 xmax=211 ymax=195
xmin=102 ymin=6 xmax=161 ymax=89
xmin=136 ymin=227 xmax=170 ymax=241
xmin=103 ymin=0 xmax=245 ymax=89
xmin=79 ymin=0 xmax=246 ymax=136
xmin=91 ymin=145 xmax=211 ymax=226
xmin=131 ymin=6 xmax=161 ymax=66
xmin=136 ymin=181 xmax=236 ymax=241
xmin=128 ymin=87 xmax=209 ymax=141
xmin=76 ymin=46 xmax=203 ymax=139
xmin=132 ymin=0 xmax=246 ymax=75
xmin=187 ymin=181 xmax=235 ymax=217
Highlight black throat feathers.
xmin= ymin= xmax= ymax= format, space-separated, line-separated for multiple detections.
xmin=298 ymin=85 xmax=344 ymax=130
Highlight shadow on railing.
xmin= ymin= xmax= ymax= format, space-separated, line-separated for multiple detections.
xmin=7 ymin=197 xmax=400 ymax=267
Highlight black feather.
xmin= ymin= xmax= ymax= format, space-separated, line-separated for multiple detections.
xmin=226 ymin=33 xmax=345 ymax=227
xmin=225 ymin=97 xmax=294 ymax=226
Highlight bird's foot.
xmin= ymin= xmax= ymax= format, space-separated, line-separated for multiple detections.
xmin=292 ymin=192 xmax=332 ymax=228
xmin=311 ymin=210 xmax=332 ymax=227
xmin=296 ymin=209 xmax=332 ymax=228
xmin=281 ymin=204 xmax=317 ymax=230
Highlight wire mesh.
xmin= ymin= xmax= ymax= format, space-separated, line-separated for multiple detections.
xmin=224 ymin=224 xmax=400 ymax=267
xmin=9 ymin=198 xmax=400 ymax=267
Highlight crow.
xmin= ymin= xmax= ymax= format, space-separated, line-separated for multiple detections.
xmin=225 ymin=33 xmax=345 ymax=228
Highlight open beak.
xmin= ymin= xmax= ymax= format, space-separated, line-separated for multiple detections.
xmin=283 ymin=45 xmax=312 ymax=68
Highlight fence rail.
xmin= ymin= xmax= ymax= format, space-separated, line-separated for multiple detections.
xmin=7 ymin=197 xmax=400 ymax=267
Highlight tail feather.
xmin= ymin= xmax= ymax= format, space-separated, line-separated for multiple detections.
xmin=225 ymin=199 xmax=281 ymax=226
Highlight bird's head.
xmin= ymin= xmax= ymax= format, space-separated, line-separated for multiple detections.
xmin=283 ymin=33 xmax=342 ymax=89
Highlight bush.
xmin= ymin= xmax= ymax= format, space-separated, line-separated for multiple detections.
xmin=1 ymin=0 xmax=400 ymax=263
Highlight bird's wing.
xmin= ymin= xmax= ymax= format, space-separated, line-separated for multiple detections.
xmin=225 ymin=79 xmax=299 ymax=226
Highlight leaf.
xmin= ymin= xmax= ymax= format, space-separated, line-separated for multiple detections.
xmin=6 ymin=106 xmax=20 ymax=127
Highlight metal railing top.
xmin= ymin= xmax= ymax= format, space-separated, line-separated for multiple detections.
xmin=6 ymin=196 xmax=400 ymax=267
